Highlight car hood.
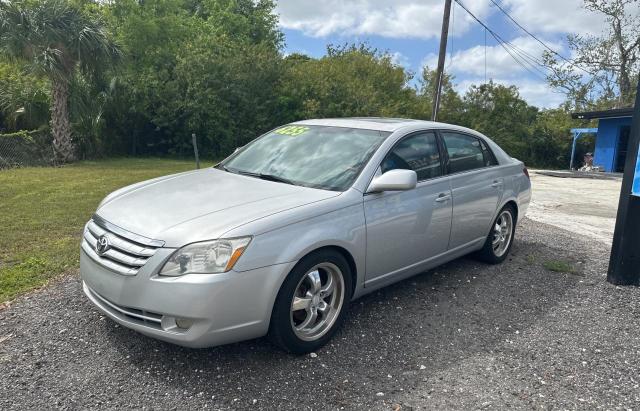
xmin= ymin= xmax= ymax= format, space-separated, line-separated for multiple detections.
xmin=96 ymin=168 xmax=340 ymax=246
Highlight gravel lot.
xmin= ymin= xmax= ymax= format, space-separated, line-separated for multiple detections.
xmin=1 ymin=219 xmax=639 ymax=410
xmin=527 ymin=172 xmax=621 ymax=244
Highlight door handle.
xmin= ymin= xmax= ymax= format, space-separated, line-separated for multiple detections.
xmin=435 ymin=193 xmax=451 ymax=203
xmin=491 ymin=180 xmax=503 ymax=188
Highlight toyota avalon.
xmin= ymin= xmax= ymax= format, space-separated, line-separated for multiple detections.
xmin=80 ymin=118 xmax=531 ymax=353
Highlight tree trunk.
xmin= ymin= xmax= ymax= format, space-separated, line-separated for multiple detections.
xmin=619 ymin=60 xmax=631 ymax=105
xmin=612 ymin=16 xmax=632 ymax=105
xmin=50 ymin=80 xmax=75 ymax=163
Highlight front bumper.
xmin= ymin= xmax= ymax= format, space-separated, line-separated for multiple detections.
xmin=80 ymin=248 xmax=295 ymax=348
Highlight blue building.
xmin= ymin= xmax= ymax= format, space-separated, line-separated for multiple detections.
xmin=572 ymin=107 xmax=634 ymax=172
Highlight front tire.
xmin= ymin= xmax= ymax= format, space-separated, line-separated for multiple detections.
xmin=269 ymin=250 xmax=352 ymax=354
xmin=477 ymin=205 xmax=516 ymax=264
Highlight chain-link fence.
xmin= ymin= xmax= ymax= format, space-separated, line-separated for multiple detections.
xmin=0 ymin=128 xmax=53 ymax=169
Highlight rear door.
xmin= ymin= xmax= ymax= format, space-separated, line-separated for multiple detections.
xmin=440 ymin=131 xmax=504 ymax=249
xmin=364 ymin=131 xmax=453 ymax=285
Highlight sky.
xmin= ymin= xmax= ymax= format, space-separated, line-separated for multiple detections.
xmin=274 ymin=0 xmax=613 ymax=109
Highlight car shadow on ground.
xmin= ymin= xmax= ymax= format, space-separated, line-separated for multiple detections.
xmin=96 ymin=235 xmax=587 ymax=408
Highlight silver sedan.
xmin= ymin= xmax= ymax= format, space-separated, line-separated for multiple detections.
xmin=80 ymin=118 xmax=531 ymax=353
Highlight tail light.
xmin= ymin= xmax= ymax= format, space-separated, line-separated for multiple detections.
xmin=523 ymin=166 xmax=530 ymax=179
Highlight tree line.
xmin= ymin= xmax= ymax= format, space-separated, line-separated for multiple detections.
xmin=1 ymin=0 xmax=636 ymax=169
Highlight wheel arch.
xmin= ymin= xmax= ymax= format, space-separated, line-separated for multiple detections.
xmin=502 ymin=199 xmax=519 ymax=222
xmin=319 ymin=245 xmax=357 ymax=298
xmin=292 ymin=245 xmax=358 ymax=299
xmin=267 ymin=244 xmax=359 ymax=353
xmin=486 ymin=198 xmax=519 ymax=239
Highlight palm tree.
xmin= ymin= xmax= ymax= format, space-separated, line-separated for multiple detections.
xmin=0 ymin=0 xmax=120 ymax=162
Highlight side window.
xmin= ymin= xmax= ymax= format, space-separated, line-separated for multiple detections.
xmin=442 ymin=132 xmax=488 ymax=173
xmin=381 ymin=132 xmax=442 ymax=180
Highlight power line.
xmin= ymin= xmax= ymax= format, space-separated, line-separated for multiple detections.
xmin=503 ymin=40 xmax=547 ymax=78
xmin=501 ymin=37 xmax=550 ymax=77
xmin=488 ymin=0 xmax=595 ymax=76
xmin=453 ymin=0 xmax=548 ymax=81
xmin=498 ymin=36 xmax=549 ymax=80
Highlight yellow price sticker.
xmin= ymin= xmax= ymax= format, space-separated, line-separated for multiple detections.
xmin=274 ymin=125 xmax=309 ymax=136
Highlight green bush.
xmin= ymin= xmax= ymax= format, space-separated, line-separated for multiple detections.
xmin=0 ymin=62 xmax=50 ymax=132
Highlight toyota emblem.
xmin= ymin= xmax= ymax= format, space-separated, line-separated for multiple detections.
xmin=96 ymin=235 xmax=110 ymax=255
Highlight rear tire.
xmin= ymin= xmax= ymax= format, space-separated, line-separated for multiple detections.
xmin=268 ymin=250 xmax=352 ymax=354
xmin=476 ymin=204 xmax=516 ymax=264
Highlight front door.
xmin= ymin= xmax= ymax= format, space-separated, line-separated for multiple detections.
xmin=364 ymin=131 xmax=453 ymax=285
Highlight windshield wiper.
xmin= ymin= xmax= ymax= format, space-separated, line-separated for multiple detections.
xmin=223 ymin=166 xmax=296 ymax=185
xmin=257 ymin=173 xmax=296 ymax=185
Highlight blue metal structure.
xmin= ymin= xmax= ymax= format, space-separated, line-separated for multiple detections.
xmin=593 ymin=117 xmax=633 ymax=172
xmin=572 ymin=108 xmax=635 ymax=172
xmin=569 ymin=128 xmax=597 ymax=170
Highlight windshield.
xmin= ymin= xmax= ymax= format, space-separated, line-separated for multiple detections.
xmin=220 ymin=125 xmax=390 ymax=191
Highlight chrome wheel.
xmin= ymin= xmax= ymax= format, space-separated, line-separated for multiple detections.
xmin=492 ymin=210 xmax=513 ymax=257
xmin=290 ymin=262 xmax=345 ymax=342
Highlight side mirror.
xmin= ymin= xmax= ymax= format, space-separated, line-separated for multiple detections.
xmin=367 ymin=169 xmax=417 ymax=193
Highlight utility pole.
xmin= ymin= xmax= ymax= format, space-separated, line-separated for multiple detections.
xmin=431 ymin=0 xmax=453 ymax=122
xmin=607 ymin=82 xmax=640 ymax=285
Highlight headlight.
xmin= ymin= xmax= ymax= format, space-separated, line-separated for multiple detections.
xmin=159 ymin=237 xmax=252 ymax=276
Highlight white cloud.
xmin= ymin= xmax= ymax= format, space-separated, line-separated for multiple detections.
xmin=389 ymin=51 xmax=410 ymax=67
xmin=513 ymin=80 xmax=566 ymax=108
xmin=276 ymin=0 xmax=632 ymax=42
xmin=276 ymin=0 xmax=492 ymax=39
xmin=501 ymin=0 xmax=609 ymax=35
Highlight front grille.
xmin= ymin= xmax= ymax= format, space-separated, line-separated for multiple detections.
xmin=84 ymin=284 xmax=163 ymax=329
xmin=81 ymin=215 xmax=163 ymax=276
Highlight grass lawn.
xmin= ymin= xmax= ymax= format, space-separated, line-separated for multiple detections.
xmin=0 ymin=158 xmax=206 ymax=303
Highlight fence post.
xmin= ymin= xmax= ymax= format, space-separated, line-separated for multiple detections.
xmin=192 ymin=133 xmax=200 ymax=169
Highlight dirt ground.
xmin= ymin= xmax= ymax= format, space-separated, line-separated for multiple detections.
xmin=1 ymin=173 xmax=637 ymax=410
xmin=527 ymin=171 xmax=622 ymax=244
xmin=4 ymin=220 xmax=640 ymax=410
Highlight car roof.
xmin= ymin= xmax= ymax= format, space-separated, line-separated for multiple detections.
xmin=291 ymin=117 xmax=464 ymax=133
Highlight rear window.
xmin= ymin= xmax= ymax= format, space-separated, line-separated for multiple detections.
xmin=442 ymin=132 xmax=495 ymax=173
